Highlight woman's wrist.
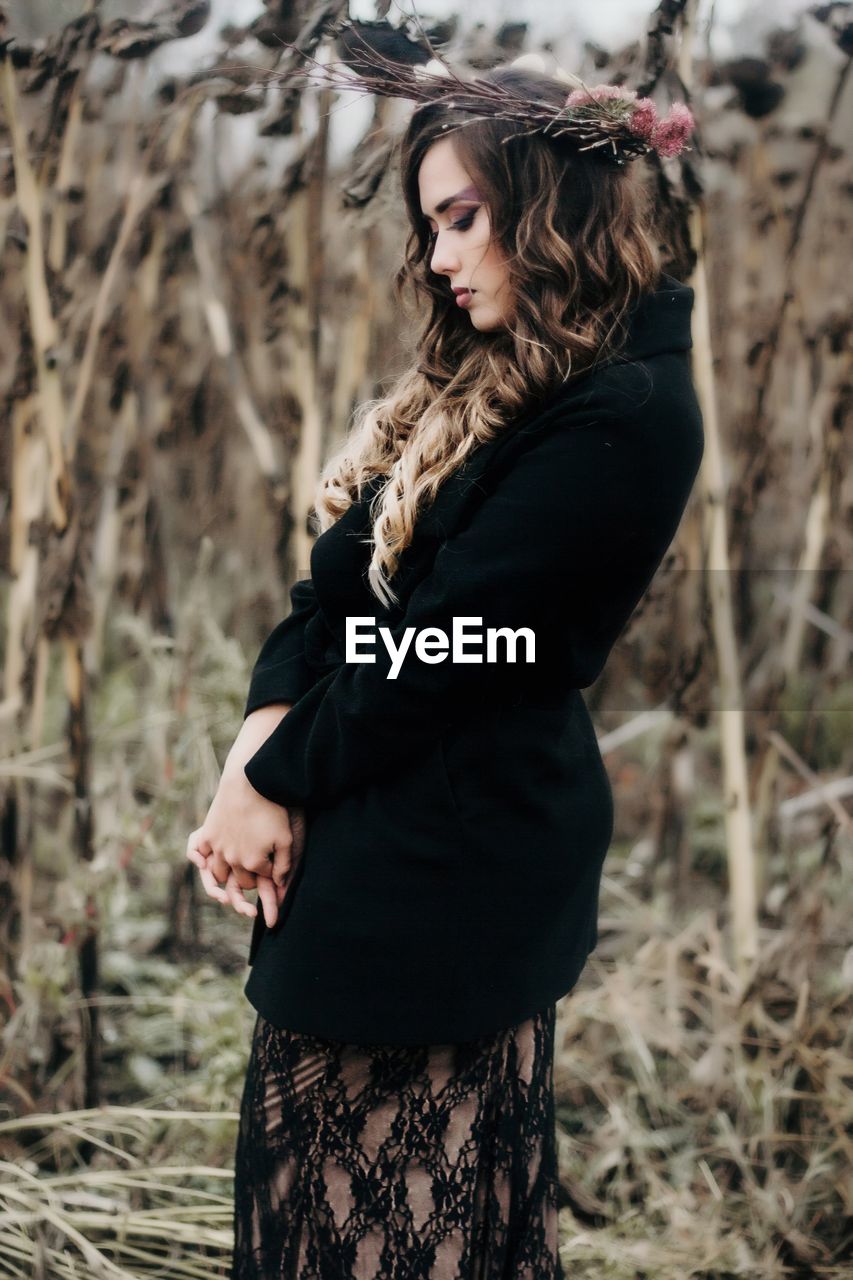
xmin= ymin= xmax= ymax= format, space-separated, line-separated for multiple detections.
xmin=225 ymin=703 xmax=293 ymax=777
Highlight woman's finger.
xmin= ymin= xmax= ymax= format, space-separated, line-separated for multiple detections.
xmin=186 ymin=846 xmax=208 ymax=871
xmin=209 ymin=847 xmax=230 ymax=886
xmin=186 ymin=828 xmax=212 ymax=869
xmin=198 ymin=860 xmax=229 ymax=905
xmin=187 ymin=827 xmax=212 ymax=854
xmin=267 ymin=806 xmax=306 ymax=885
xmin=225 ymin=861 xmax=258 ymax=892
xmin=224 ymin=871 xmax=257 ymax=918
xmin=256 ymin=875 xmax=280 ymax=929
xmin=269 ymin=836 xmax=292 ymax=887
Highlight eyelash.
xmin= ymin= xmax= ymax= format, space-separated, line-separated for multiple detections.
xmin=427 ymin=208 xmax=478 ymax=240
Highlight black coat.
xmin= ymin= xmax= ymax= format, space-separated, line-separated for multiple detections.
xmin=239 ymin=273 xmax=704 ymax=1045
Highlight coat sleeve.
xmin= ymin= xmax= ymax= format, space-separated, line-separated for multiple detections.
xmin=243 ymin=576 xmax=323 ymax=717
xmin=243 ymin=410 xmax=703 ymax=809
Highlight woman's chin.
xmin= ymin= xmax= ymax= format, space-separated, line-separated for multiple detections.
xmin=467 ymin=304 xmax=501 ymax=332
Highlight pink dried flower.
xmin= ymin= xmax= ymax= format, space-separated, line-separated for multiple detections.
xmin=650 ymin=102 xmax=695 ymax=158
xmin=565 ymin=84 xmax=637 ymax=108
xmin=627 ymin=98 xmax=659 ymax=140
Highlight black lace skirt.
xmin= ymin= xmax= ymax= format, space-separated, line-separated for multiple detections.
xmin=231 ymin=1002 xmax=564 ymax=1279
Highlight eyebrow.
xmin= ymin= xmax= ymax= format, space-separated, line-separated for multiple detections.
xmin=421 ymin=184 xmax=481 ymax=221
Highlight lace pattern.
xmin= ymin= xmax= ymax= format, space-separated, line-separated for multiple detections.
xmin=231 ymin=1003 xmax=563 ymax=1279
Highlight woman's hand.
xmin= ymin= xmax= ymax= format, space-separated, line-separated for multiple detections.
xmin=186 ymin=783 xmax=306 ymax=928
xmin=185 ymin=703 xmax=306 ymax=928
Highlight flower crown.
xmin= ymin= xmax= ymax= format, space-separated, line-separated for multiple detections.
xmin=262 ymin=23 xmax=696 ymax=168
xmin=557 ymin=85 xmax=696 ymax=163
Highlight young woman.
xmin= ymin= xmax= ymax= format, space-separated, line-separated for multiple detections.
xmin=186 ymin=63 xmax=703 ymax=1280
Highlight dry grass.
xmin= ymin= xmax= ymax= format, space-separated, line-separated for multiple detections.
xmin=2 ymin=854 xmax=849 ymax=1278
xmin=552 ymin=863 xmax=851 ymax=1278
xmin=1 ymin=595 xmax=850 ymax=1278
xmin=0 ymin=537 xmax=848 ymax=1280
xmin=0 ymin=1121 xmax=234 ymax=1277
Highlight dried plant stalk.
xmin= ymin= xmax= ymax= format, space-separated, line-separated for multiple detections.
xmin=690 ymin=217 xmax=759 ymax=978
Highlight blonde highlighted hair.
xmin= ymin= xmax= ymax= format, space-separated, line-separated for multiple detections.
xmin=313 ymin=64 xmax=662 ymax=609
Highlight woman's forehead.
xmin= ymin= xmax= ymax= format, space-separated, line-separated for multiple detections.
xmin=417 ymin=139 xmax=479 ymax=216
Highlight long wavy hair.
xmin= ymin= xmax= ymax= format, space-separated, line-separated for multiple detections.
xmin=313 ymin=64 xmax=662 ymax=608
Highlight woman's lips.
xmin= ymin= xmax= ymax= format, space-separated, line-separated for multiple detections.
xmin=455 ymin=290 xmax=475 ymax=308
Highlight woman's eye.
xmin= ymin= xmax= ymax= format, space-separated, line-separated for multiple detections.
xmin=427 ymin=207 xmax=478 ymax=239
xmin=450 ymin=209 xmax=477 ymax=231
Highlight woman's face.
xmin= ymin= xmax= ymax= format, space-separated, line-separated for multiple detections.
xmin=417 ymin=137 xmax=512 ymax=333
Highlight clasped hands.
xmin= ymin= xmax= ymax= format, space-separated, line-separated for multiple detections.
xmin=185 ymin=704 xmax=305 ymax=929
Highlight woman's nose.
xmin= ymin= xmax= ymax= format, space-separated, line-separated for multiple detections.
xmin=429 ymin=235 xmax=461 ymax=278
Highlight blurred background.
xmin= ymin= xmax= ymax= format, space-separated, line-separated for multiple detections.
xmin=0 ymin=0 xmax=850 ymax=1276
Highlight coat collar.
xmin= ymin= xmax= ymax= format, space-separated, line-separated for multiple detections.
xmin=611 ymin=271 xmax=694 ymax=363
xmin=346 ymin=273 xmax=695 ymax=583
xmin=419 ymin=272 xmax=695 ymax=509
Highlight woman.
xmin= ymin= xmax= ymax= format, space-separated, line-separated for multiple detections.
xmin=187 ymin=62 xmax=703 ymax=1280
